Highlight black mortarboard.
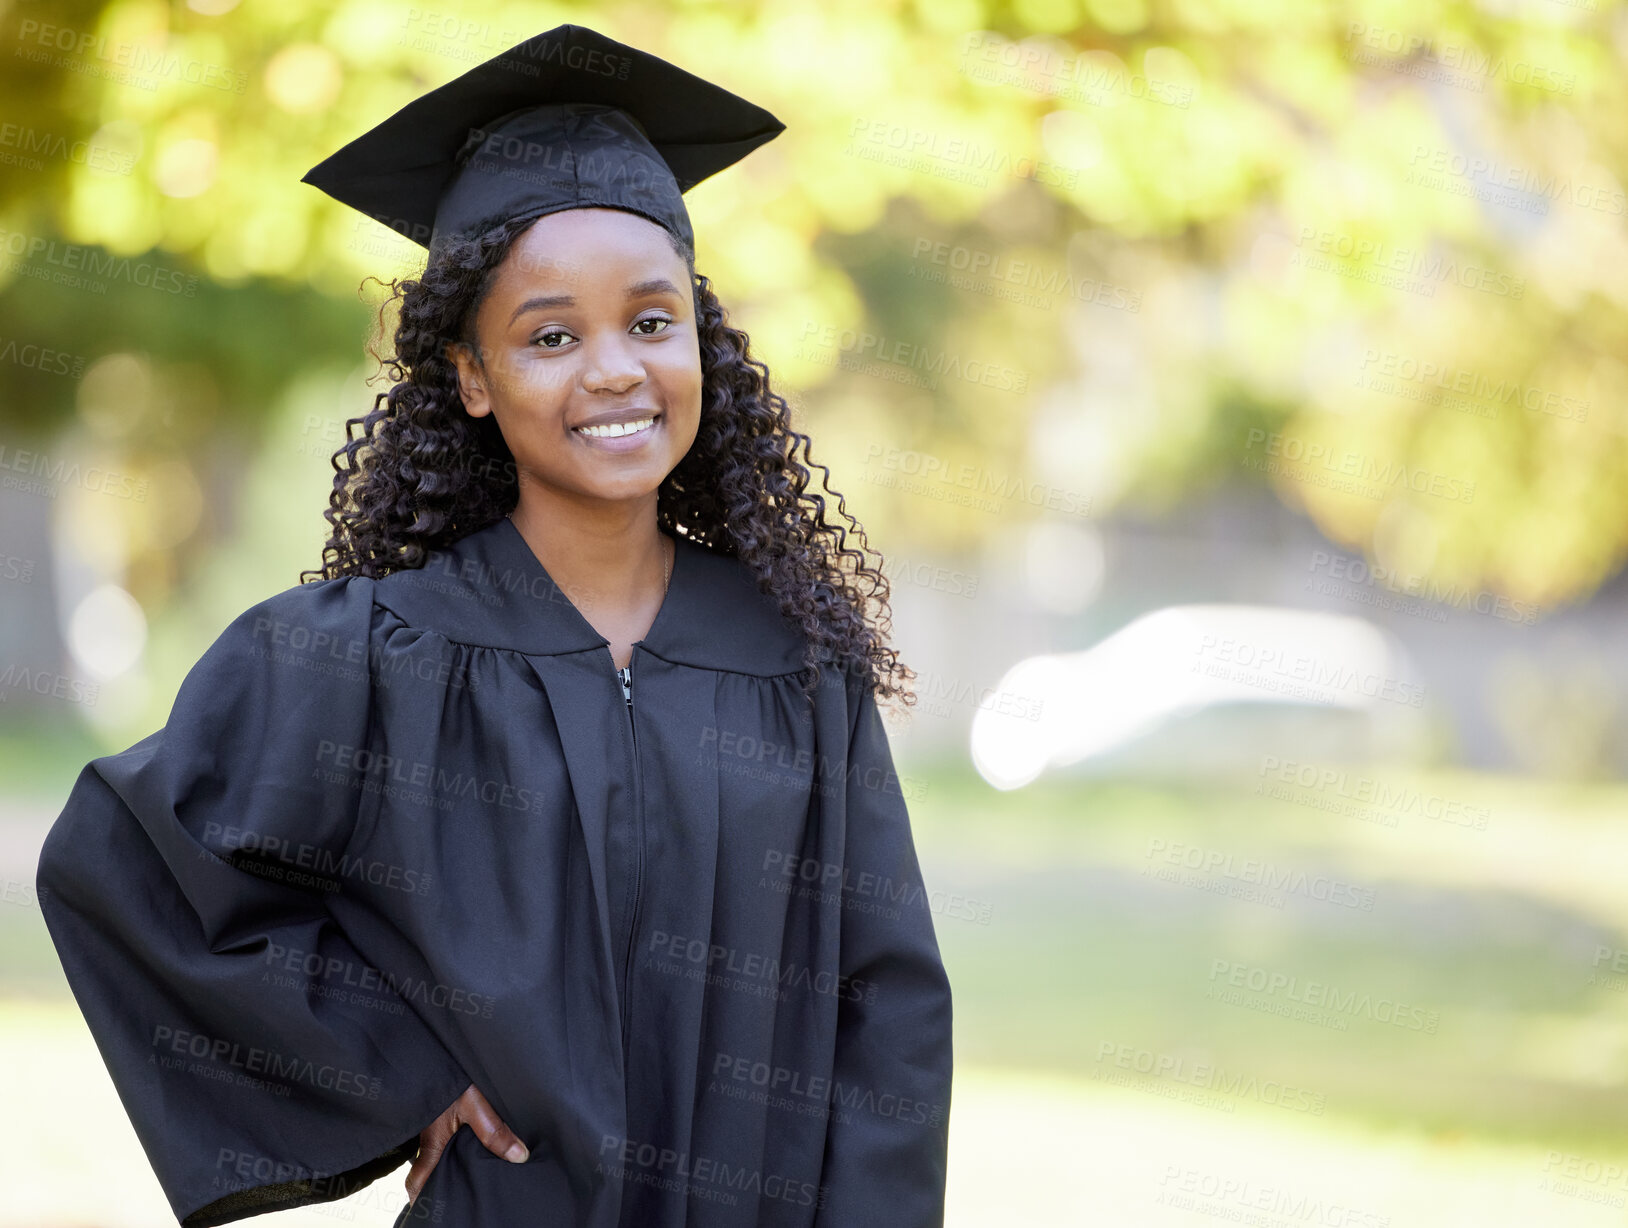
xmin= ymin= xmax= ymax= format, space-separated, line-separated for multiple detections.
xmin=300 ymin=24 xmax=785 ymax=254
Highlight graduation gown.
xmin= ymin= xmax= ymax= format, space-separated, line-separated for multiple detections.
xmin=36 ymin=516 xmax=953 ymax=1227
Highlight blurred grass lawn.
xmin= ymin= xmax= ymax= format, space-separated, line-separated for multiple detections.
xmin=4 ymin=731 xmax=1628 ymax=1224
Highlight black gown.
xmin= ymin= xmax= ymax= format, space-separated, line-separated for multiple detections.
xmin=35 ymin=516 xmax=953 ymax=1227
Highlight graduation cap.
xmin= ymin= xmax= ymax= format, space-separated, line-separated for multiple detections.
xmin=300 ymin=23 xmax=785 ymax=254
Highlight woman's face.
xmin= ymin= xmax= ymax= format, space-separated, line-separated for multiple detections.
xmin=449 ymin=207 xmax=702 ymax=507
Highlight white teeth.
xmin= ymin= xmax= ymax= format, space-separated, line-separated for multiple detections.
xmin=576 ymin=416 xmax=656 ymax=439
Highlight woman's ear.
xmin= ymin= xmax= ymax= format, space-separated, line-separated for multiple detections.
xmin=445 ymin=339 xmax=492 ymax=419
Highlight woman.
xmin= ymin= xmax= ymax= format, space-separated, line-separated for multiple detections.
xmin=37 ymin=23 xmax=953 ymax=1228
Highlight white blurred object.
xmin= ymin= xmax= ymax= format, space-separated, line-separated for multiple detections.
xmin=67 ymin=583 xmax=147 ymax=680
xmin=971 ymin=604 xmax=1423 ymax=790
xmin=1024 ymin=521 xmax=1105 ymax=614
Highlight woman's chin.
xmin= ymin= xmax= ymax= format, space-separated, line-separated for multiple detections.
xmin=555 ymin=470 xmax=674 ymax=505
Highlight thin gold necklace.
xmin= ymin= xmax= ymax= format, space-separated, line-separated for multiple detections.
xmin=507 ymin=511 xmax=672 ymax=593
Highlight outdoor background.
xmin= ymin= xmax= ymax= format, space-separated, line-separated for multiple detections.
xmin=3 ymin=0 xmax=1627 ymax=1224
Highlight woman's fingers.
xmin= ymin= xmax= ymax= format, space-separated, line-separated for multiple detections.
xmin=404 ymin=1126 xmax=449 ymax=1203
xmin=460 ymin=1084 xmax=530 ymax=1163
xmin=402 ymin=1083 xmax=527 ymax=1205
xmin=403 ymin=1085 xmax=469 ymax=1202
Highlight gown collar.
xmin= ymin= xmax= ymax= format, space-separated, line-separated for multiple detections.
xmin=370 ymin=515 xmax=809 ymax=677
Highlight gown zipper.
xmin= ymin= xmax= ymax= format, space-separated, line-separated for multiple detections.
xmin=616 ymin=653 xmax=645 ymax=1062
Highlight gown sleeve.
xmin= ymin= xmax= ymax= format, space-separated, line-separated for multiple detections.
xmin=815 ymin=681 xmax=954 ymax=1227
xmin=35 ymin=577 xmax=475 ymax=1228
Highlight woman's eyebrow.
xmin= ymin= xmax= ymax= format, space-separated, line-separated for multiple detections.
xmin=507 ymin=277 xmax=683 ymax=326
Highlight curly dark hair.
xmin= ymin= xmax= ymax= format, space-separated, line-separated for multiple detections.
xmin=301 ymin=210 xmax=914 ymax=708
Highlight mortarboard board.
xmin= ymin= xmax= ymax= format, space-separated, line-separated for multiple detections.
xmin=299 ymin=23 xmax=785 ymax=254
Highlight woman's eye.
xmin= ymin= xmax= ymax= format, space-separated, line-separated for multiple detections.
xmin=633 ymin=316 xmax=672 ymax=336
xmin=533 ymin=329 xmax=573 ymax=348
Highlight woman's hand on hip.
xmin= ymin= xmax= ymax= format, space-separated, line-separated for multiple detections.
xmin=405 ymin=1082 xmax=529 ymax=1203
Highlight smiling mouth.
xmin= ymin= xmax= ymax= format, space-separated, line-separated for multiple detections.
xmin=573 ymin=414 xmax=661 ymax=439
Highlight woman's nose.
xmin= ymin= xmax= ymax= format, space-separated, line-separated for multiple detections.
xmin=580 ymin=332 xmax=645 ymax=394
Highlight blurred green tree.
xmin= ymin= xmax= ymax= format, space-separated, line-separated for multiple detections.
xmin=0 ymin=0 xmax=1621 ymax=613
